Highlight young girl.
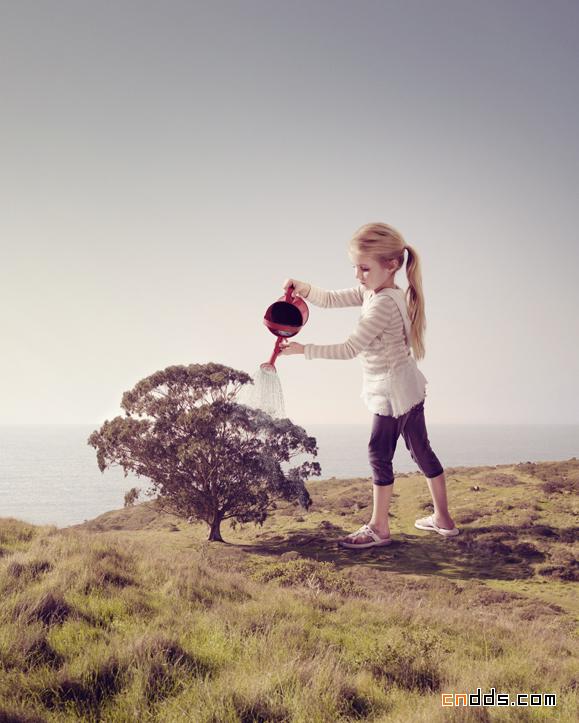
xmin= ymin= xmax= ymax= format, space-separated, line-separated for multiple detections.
xmin=278 ymin=222 xmax=458 ymax=549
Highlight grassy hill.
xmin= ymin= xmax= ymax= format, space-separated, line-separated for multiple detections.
xmin=0 ymin=459 xmax=577 ymax=721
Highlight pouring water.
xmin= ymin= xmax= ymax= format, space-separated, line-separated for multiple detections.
xmin=239 ymin=284 xmax=308 ymax=419
xmin=240 ymin=364 xmax=286 ymax=418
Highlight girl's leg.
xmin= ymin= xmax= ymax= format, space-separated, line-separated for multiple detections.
xmin=342 ymin=484 xmax=392 ymax=543
xmin=341 ymin=412 xmax=401 ymax=544
xmin=425 ymin=472 xmax=455 ymax=530
xmin=369 ymin=483 xmax=394 ymax=536
xmin=356 ymin=412 xmax=401 ymax=541
xmin=401 ymin=401 xmax=456 ymax=529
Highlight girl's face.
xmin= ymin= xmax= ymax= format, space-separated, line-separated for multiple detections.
xmin=349 ymin=251 xmax=397 ymax=292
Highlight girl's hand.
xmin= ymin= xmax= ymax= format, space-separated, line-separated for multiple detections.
xmin=283 ymin=278 xmax=311 ymax=299
xmin=278 ymin=341 xmax=305 ymax=356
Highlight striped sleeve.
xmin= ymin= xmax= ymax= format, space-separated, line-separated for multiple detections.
xmin=304 ymin=295 xmax=395 ymax=361
xmin=305 ymin=283 xmax=364 ymax=308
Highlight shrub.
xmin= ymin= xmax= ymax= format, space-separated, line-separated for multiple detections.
xmin=0 ymin=519 xmax=37 ymax=546
xmin=129 ymin=634 xmax=214 ymax=702
xmin=13 ymin=591 xmax=72 ymax=626
xmin=249 ymin=559 xmax=366 ymax=597
xmin=39 ymin=655 xmax=126 ymax=715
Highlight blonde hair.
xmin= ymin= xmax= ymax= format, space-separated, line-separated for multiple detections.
xmin=349 ymin=222 xmax=427 ymax=360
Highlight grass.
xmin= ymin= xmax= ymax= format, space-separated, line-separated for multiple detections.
xmin=0 ymin=458 xmax=577 ymax=721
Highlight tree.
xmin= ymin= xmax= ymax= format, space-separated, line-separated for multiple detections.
xmin=88 ymin=363 xmax=320 ymax=541
xmin=124 ymin=487 xmax=141 ymax=508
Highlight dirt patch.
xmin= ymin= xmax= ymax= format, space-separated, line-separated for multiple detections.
xmin=537 ymin=550 xmax=579 ymax=582
xmin=510 ymin=542 xmax=543 ymax=559
xmin=455 ymin=510 xmax=482 ymax=524
xmin=466 ymin=585 xmax=523 ymax=606
xmin=515 ymin=599 xmax=566 ymax=620
xmin=475 ymin=473 xmax=523 ymax=487
xmin=540 ymin=477 xmax=579 ymax=495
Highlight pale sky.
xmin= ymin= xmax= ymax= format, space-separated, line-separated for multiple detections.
xmin=1 ymin=0 xmax=578 ymax=426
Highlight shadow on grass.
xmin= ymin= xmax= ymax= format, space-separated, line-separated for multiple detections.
xmin=230 ymin=523 xmax=579 ymax=582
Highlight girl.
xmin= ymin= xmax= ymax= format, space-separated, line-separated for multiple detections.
xmin=278 ymin=222 xmax=458 ymax=549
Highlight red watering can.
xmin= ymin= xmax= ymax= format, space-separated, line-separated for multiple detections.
xmin=260 ymin=284 xmax=309 ymax=371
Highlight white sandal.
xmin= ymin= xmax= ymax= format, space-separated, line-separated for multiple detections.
xmin=338 ymin=523 xmax=392 ymax=549
xmin=414 ymin=514 xmax=460 ymax=537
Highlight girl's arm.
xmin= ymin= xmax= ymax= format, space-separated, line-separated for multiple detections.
xmin=303 ymin=295 xmax=396 ymax=360
xmin=306 ymin=284 xmax=364 ymax=308
xmin=282 ymin=278 xmax=363 ymax=308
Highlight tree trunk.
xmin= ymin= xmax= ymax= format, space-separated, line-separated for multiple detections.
xmin=208 ymin=512 xmax=224 ymax=542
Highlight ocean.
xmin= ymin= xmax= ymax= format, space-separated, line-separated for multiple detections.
xmin=0 ymin=424 xmax=577 ymax=528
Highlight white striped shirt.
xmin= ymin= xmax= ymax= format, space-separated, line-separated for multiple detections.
xmin=303 ymin=283 xmax=428 ymax=417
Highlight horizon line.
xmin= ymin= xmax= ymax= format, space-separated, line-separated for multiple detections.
xmin=1 ymin=421 xmax=578 ymax=428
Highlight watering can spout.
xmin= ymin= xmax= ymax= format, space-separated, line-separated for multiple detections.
xmin=260 ymin=338 xmax=284 ymax=371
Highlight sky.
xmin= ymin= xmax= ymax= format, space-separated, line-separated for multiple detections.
xmin=1 ymin=0 xmax=578 ymax=427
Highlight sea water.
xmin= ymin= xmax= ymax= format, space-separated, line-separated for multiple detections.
xmin=0 ymin=424 xmax=577 ymax=527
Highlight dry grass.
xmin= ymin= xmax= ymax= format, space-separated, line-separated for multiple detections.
xmin=0 ymin=458 xmax=577 ymax=721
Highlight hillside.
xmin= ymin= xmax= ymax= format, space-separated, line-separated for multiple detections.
xmin=0 ymin=458 xmax=577 ymax=721
xmin=78 ymin=458 xmax=579 ymax=617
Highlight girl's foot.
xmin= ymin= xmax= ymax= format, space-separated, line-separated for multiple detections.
xmin=414 ymin=514 xmax=459 ymax=537
xmin=433 ymin=514 xmax=456 ymax=529
xmin=339 ymin=522 xmax=390 ymax=545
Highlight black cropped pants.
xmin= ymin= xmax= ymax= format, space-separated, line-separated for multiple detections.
xmin=368 ymin=399 xmax=444 ymax=486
